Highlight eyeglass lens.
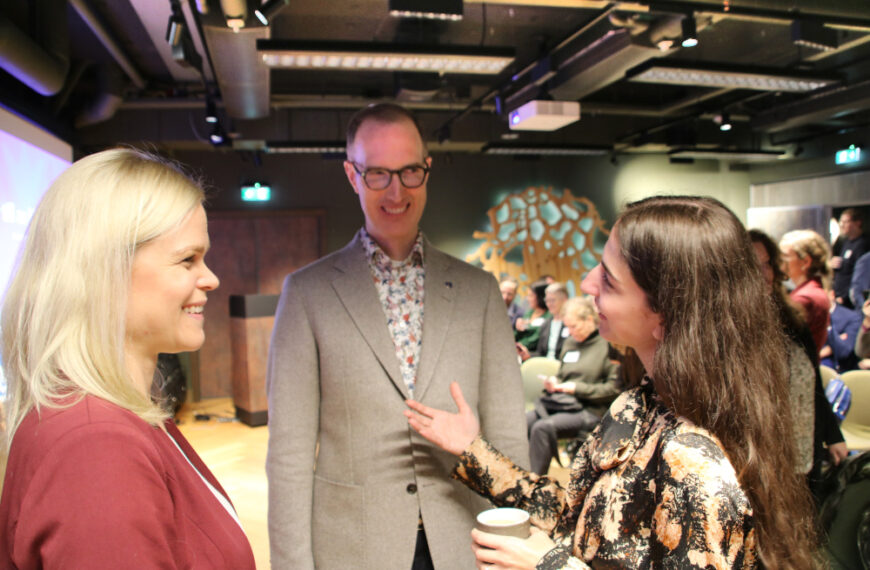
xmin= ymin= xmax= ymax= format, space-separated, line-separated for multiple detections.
xmin=363 ymin=166 xmax=427 ymax=190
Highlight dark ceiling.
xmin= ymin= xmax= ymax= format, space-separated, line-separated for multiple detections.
xmin=3 ymin=0 xmax=870 ymax=164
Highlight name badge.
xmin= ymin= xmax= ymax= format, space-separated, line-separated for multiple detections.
xmin=845 ymin=249 xmax=853 ymax=259
xmin=531 ymin=317 xmax=545 ymax=326
xmin=563 ymin=351 xmax=580 ymax=363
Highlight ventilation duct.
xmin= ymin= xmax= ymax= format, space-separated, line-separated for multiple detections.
xmin=0 ymin=2 xmax=70 ymax=96
xmin=202 ymin=24 xmax=271 ymax=119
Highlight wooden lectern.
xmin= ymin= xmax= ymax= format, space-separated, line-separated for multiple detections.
xmin=229 ymin=294 xmax=279 ymax=426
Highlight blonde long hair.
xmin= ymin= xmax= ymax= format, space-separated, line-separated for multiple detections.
xmin=2 ymin=148 xmax=204 ymax=446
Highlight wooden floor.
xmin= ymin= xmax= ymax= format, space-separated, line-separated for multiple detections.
xmin=176 ymin=398 xmax=270 ymax=570
xmin=177 ymin=398 xmax=570 ymax=570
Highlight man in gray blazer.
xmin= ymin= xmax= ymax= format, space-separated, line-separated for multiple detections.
xmin=266 ymin=103 xmax=529 ymax=570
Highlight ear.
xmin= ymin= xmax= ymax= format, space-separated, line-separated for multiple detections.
xmin=652 ymin=318 xmax=664 ymax=341
xmin=343 ymin=161 xmax=361 ymax=195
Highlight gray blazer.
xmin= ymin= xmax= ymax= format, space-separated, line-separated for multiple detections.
xmin=266 ymin=233 xmax=530 ymax=570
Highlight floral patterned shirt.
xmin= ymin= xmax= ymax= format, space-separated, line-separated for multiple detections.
xmin=454 ymin=380 xmax=758 ymax=569
xmin=360 ymin=228 xmax=425 ymax=398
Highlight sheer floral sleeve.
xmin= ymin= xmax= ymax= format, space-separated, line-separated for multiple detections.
xmin=452 ymin=383 xmax=759 ymax=569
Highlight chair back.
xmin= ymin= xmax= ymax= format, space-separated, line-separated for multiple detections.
xmin=841 ymin=370 xmax=870 ymax=451
xmin=520 ymin=357 xmax=561 ymax=411
xmin=820 ymin=364 xmax=839 ymax=389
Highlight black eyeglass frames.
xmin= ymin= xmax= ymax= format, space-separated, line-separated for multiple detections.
xmin=349 ymin=161 xmax=430 ymax=190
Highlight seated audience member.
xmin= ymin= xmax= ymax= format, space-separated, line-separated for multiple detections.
xmin=0 ymin=149 xmax=255 ymax=568
xmin=408 ymin=196 xmax=816 ymax=569
xmin=821 ymin=290 xmax=862 ymax=373
xmin=750 ymin=230 xmax=847 ymax=489
xmin=518 ymin=282 xmax=569 ymax=361
xmin=858 ymin=299 xmax=870 ymax=368
xmin=526 ymin=296 xmax=620 ymax=475
xmin=850 ymin=250 xmax=870 ymax=308
xmin=832 ymin=208 xmax=866 ymax=308
xmin=500 ymin=277 xmax=525 ymax=328
xmin=780 ymin=229 xmax=832 ymax=354
xmin=514 ymin=280 xmax=550 ymax=353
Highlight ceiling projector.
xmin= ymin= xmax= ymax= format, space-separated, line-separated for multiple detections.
xmin=508 ymin=100 xmax=581 ymax=131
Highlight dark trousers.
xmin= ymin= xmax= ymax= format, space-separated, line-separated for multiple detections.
xmin=526 ymin=407 xmax=600 ymax=475
xmin=412 ymin=526 xmax=435 ymax=570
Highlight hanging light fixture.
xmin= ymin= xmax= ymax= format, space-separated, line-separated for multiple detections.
xmin=255 ymin=0 xmax=291 ymax=26
xmin=681 ymin=16 xmax=698 ymax=48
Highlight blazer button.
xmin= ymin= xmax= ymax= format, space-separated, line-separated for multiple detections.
xmin=406 ymin=483 xmax=418 ymax=494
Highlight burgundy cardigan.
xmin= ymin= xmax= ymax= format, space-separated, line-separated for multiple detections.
xmin=0 ymin=395 xmax=255 ymax=569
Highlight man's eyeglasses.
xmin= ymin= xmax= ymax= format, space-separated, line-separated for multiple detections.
xmin=350 ymin=162 xmax=430 ymax=190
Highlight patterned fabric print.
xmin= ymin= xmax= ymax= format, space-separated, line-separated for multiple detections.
xmin=785 ymin=339 xmax=815 ymax=474
xmin=360 ymin=228 xmax=426 ymax=398
xmin=454 ymin=381 xmax=758 ymax=569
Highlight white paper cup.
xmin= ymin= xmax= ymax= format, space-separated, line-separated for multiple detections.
xmin=475 ymin=507 xmax=530 ymax=539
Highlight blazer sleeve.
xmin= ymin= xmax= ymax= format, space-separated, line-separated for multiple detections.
xmin=266 ymin=272 xmax=320 ymax=569
xmin=828 ymin=310 xmax=862 ymax=364
xmin=477 ymin=276 xmax=531 ymax=469
xmin=10 ymin=424 xmax=180 ymax=569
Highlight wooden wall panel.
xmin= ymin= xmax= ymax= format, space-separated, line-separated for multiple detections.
xmin=193 ymin=210 xmax=325 ymax=399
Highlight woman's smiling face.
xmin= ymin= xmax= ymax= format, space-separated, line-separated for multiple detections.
xmin=580 ymin=226 xmax=662 ymax=370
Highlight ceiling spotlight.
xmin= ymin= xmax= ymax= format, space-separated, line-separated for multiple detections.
xmin=205 ymin=97 xmax=218 ymax=124
xmin=210 ymin=124 xmax=226 ymax=146
xmin=715 ymin=112 xmax=732 ymax=131
xmin=255 ymin=0 xmax=291 ymax=26
xmin=681 ymin=16 xmax=698 ymax=48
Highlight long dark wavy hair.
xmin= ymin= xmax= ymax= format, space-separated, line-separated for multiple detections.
xmin=618 ymin=196 xmax=816 ymax=569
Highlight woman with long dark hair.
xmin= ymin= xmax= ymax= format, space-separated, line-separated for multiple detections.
xmin=406 ymin=196 xmax=816 ymax=568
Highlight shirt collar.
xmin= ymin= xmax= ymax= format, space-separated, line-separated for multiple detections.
xmin=360 ymin=227 xmax=425 ymax=268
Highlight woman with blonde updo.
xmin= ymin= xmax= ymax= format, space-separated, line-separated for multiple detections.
xmin=779 ymin=229 xmax=832 ymax=354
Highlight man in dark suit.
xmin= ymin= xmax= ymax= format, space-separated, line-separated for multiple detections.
xmin=266 ymin=103 xmax=529 ymax=570
xmin=832 ymin=208 xmax=867 ymax=308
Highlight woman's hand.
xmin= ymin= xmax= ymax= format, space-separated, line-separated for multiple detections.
xmin=405 ymin=382 xmax=479 ymax=456
xmin=471 ymin=527 xmax=556 ymax=570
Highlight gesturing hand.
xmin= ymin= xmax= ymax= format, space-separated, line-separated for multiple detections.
xmin=404 ymin=382 xmax=480 ymax=456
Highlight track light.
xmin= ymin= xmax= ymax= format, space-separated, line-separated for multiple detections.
xmin=255 ymin=0 xmax=291 ymax=26
xmin=210 ymin=124 xmax=226 ymax=146
xmin=716 ymin=112 xmax=732 ymax=131
xmin=205 ymin=97 xmax=218 ymax=124
xmin=681 ymin=16 xmax=698 ymax=48
xmin=221 ymin=0 xmax=247 ymax=31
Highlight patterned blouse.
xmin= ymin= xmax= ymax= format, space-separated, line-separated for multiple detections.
xmin=454 ymin=380 xmax=758 ymax=569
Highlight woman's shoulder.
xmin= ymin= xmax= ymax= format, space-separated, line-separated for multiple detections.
xmin=14 ymin=395 xmax=159 ymax=454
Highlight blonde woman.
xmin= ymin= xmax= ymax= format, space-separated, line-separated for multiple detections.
xmin=779 ymin=229 xmax=831 ymax=353
xmin=0 ymin=149 xmax=255 ymax=568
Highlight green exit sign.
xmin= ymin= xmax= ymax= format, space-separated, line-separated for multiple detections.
xmin=241 ymin=183 xmax=271 ymax=201
xmin=835 ymin=145 xmax=861 ymax=165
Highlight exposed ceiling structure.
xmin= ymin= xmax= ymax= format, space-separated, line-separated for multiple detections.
xmin=3 ymin=0 xmax=870 ymax=164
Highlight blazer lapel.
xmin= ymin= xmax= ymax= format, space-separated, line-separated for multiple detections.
xmin=414 ymin=244 xmax=455 ymax=401
xmin=331 ymin=235 xmax=408 ymax=398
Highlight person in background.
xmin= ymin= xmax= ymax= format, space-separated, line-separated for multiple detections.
xmin=857 ymin=299 xmax=870 ymax=369
xmin=0 ymin=148 xmax=255 ymax=568
xmin=526 ymin=296 xmax=620 ymax=475
xmin=780 ymin=229 xmax=832 ymax=354
xmin=266 ymin=103 xmax=529 ymax=570
xmin=514 ymin=279 xmax=550 ymax=355
xmin=518 ymin=282 xmax=569 ymax=361
xmin=749 ymin=229 xmax=847 ymax=494
xmin=406 ymin=196 xmax=817 ymax=569
xmin=832 ymin=208 xmax=866 ymax=308
xmin=849 ymin=250 xmax=870 ymax=309
xmin=821 ymin=289 xmax=862 ymax=373
xmin=500 ymin=277 xmax=525 ymax=328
